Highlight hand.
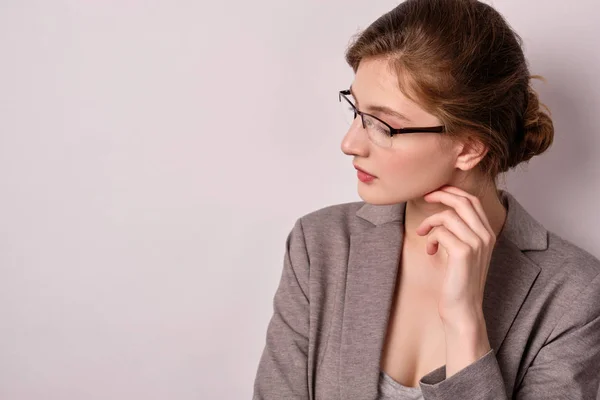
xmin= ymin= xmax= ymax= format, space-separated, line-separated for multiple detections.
xmin=415 ymin=185 xmax=496 ymax=376
xmin=415 ymin=185 xmax=496 ymax=323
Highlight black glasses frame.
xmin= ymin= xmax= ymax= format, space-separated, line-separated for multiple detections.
xmin=339 ymin=89 xmax=446 ymax=136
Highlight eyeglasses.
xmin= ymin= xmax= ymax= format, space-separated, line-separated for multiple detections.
xmin=339 ymin=89 xmax=446 ymax=148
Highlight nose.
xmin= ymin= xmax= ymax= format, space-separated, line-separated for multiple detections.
xmin=340 ymin=118 xmax=370 ymax=157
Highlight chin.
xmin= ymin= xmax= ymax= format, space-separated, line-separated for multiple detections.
xmin=357 ymin=185 xmax=405 ymax=205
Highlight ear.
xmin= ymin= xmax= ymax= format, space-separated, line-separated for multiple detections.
xmin=454 ymin=137 xmax=489 ymax=171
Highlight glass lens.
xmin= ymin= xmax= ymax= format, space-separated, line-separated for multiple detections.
xmin=339 ymin=95 xmax=357 ymax=126
xmin=363 ymin=114 xmax=392 ymax=147
xmin=339 ymin=93 xmax=392 ymax=147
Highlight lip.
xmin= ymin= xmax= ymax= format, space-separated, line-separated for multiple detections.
xmin=353 ymin=164 xmax=376 ymax=178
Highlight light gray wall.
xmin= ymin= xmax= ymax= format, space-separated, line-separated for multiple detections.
xmin=1 ymin=1 xmax=599 ymax=399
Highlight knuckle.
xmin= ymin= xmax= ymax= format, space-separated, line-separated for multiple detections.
xmin=457 ymin=245 xmax=471 ymax=257
xmin=458 ymin=197 xmax=470 ymax=206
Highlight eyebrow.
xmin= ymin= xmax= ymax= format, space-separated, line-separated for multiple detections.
xmin=349 ymin=85 xmax=413 ymax=123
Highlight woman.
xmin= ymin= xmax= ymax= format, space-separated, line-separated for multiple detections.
xmin=253 ymin=0 xmax=600 ymax=399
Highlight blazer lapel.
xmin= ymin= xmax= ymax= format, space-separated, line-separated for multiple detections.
xmin=338 ymin=189 xmax=548 ymax=399
xmin=339 ymin=213 xmax=404 ymax=399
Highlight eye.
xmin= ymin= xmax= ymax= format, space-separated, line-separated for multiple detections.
xmin=366 ymin=117 xmax=391 ymax=136
xmin=375 ymin=124 xmax=391 ymax=136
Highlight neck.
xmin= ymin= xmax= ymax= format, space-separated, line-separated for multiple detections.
xmin=403 ymin=182 xmax=508 ymax=248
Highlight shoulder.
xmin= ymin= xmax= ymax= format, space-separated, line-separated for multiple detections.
xmin=294 ymin=200 xmax=372 ymax=239
xmin=538 ymin=229 xmax=600 ymax=319
xmin=298 ymin=201 xmax=365 ymax=228
xmin=499 ymin=189 xmax=600 ymax=311
xmin=291 ymin=200 xmax=368 ymax=259
xmin=544 ymin=229 xmax=600 ymax=282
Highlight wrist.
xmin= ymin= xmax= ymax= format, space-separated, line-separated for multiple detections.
xmin=440 ymin=303 xmax=485 ymax=332
xmin=444 ymin=322 xmax=492 ymax=378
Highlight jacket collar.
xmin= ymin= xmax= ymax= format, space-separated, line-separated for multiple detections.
xmin=339 ymin=189 xmax=547 ymax=398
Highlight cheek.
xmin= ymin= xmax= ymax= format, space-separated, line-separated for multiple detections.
xmin=381 ymin=140 xmax=453 ymax=180
xmin=360 ymin=141 xmax=454 ymax=203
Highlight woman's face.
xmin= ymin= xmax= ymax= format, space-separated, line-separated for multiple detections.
xmin=340 ymin=57 xmax=463 ymax=205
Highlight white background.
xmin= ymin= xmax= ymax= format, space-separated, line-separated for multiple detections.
xmin=1 ymin=1 xmax=599 ymax=399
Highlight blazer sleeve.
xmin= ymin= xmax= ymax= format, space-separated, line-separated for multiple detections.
xmin=252 ymin=218 xmax=311 ymax=400
xmin=417 ymin=272 xmax=600 ymax=400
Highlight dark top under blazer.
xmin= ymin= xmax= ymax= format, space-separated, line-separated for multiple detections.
xmin=253 ymin=189 xmax=600 ymax=399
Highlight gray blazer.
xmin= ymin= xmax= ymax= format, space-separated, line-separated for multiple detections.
xmin=253 ymin=189 xmax=600 ymax=399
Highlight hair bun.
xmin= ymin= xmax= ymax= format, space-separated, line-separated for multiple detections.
xmin=510 ymin=76 xmax=554 ymax=167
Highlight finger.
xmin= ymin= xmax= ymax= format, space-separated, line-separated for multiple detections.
xmin=426 ymin=225 xmax=470 ymax=260
xmin=424 ymin=190 xmax=492 ymax=245
xmin=428 ymin=226 xmax=486 ymax=293
xmin=417 ymin=210 xmax=481 ymax=250
xmin=424 ymin=210 xmax=492 ymax=292
xmin=437 ymin=186 xmax=494 ymax=237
